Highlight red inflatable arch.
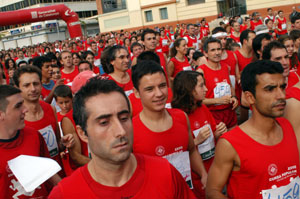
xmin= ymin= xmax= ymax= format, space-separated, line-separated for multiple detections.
xmin=0 ymin=4 xmax=82 ymax=38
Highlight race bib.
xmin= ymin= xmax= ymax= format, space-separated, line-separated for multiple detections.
xmin=193 ymin=42 xmax=198 ymax=49
xmin=171 ymin=35 xmax=175 ymax=41
xmin=229 ymin=75 xmax=236 ymax=89
xmin=125 ymin=89 xmax=133 ymax=97
xmin=38 ymin=125 xmax=59 ymax=157
xmin=165 ymin=103 xmax=172 ymax=109
xmin=162 ymin=39 xmax=168 ymax=46
xmin=282 ymin=23 xmax=287 ymax=30
xmin=262 ymin=177 xmax=300 ymax=199
xmin=213 ymin=82 xmax=231 ymax=99
xmin=164 ymin=151 xmax=193 ymax=189
xmin=192 ymin=124 xmax=215 ymax=160
xmin=183 ymin=66 xmax=192 ymax=71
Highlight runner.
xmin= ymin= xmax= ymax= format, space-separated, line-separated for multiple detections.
xmin=13 ymin=65 xmax=73 ymax=177
xmin=206 ymin=60 xmax=300 ymax=199
xmin=0 ymin=85 xmax=61 ymax=199
xmin=102 ymin=45 xmax=133 ymax=96
xmin=131 ymin=60 xmax=207 ymax=191
xmin=49 ymin=77 xmax=196 ymax=198
xmin=198 ymin=37 xmax=238 ymax=129
xmin=59 ymin=51 xmax=79 ymax=86
xmin=172 ymin=70 xmax=227 ymax=198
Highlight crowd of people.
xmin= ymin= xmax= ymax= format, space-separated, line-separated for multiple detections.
xmin=1 ymin=6 xmax=300 ymax=199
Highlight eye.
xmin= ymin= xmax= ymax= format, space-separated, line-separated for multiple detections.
xmin=99 ymin=119 xmax=109 ymax=126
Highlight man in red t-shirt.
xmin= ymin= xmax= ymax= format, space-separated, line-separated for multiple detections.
xmin=0 ymin=85 xmax=61 ymax=199
xmin=59 ymin=51 xmax=79 ymax=86
xmin=13 ymin=65 xmax=74 ymax=178
xmin=49 ymin=78 xmax=195 ymax=199
xmin=230 ymin=21 xmax=241 ymax=43
xmin=198 ymin=37 xmax=238 ymax=129
xmin=250 ymin=12 xmax=263 ymax=31
xmin=183 ymin=24 xmax=198 ymax=49
xmin=207 ymin=60 xmax=300 ymax=199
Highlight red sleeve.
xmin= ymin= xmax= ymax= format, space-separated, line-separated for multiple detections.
xmin=171 ymin=164 xmax=197 ymax=199
xmin=48 ymin=184 xmax=63 ymax=199
xmin=38 ymin=132 xmax=51 ymax=158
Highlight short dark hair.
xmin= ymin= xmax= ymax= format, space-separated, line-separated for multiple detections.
xmin=240 ymin=29 xmax=255 ymax=45
xmin=291 ymin=12 xmax=300 ymax=24
xmin=171 ymin=71 xmax=204 ymax=114
xmin=203 ymin=37 xmax=222 ymax=53
xmin=290 ymin=29 xmax=300 ymax=41
xmin=81 ymin=51 xmax=94 ymax=60
xmin=78 ymin=60 xmax=93 ymax=70
xmin=252 ymin=33 xmax=272 ymax=59
xmin=17 ymin=60 xmax=28 ymax=68
xmin=132 ymin=60 xmax=165 ymax=90
xmin=141 ymin=28 xmax=156 ymax=41
xmin=45 ymin=52 xmax=57 ymax=62
xmin=262 ymin=41 xmax=286 ymax=60
xmin=0 ymin=85 xmax=21 ymax=112
xmin=136 ymin=51 xmax=160 ymax=65
xmin=13 ymin=65 xmax=42 ymax=87
xmin=241 ymin=60 xmax=283 ymax=96
xmin=130 ymin=42 xmax=143 ymax=52
xmin=32 ymin=56 xmax=51 ymax=69
xmin=73 ymin=77 xmax=130 ymax=133
xmin=54 ymin=85 xmax=73 ymax=100
xmin=212 ymin=27 xmax=226 ymax=35
xmin=192 ymin=51 xmax=204 ymax=61
xmin=186 ymin=23 xmax=195 ymax=30
xmin=101 ymin=45 xmax=127 ymax=74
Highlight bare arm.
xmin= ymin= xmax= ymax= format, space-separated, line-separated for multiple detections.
xmin=167 ymin=60 xmax=175 ymax=86
xmin=44 ymin=79 xmax=64 ymax=104
xmin=48 ymin=174 xmax=61 ymax=186
xmin=206 ymin=138 xmax=237 ymax=199
xmin=61 ymin=117 xmax=90 ymax=166
xmin=186 ymin=113 xmax=208 ymax=188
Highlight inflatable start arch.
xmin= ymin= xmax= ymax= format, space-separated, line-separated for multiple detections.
xmin=0 ymin=4 xmax=82 ymax=38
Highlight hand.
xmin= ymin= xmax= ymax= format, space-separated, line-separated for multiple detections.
xmin=214 ymin=122 xmax=227 ymax=139
xmin=201 ymin=172 xmax=208 ymax=189
xmin=195 ymin=126 xmax=211 ymax=145
xmin=54 ymin=78 xmax=65 ymax=88
xmin=217 ymin=95 xmax=231 ymax=105
xmin=230 ymin=96 xmax=239 ymax=110
xmin=61 ymin=134 xmax=75 ymax=148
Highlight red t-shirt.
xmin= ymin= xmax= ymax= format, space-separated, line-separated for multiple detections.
xmin=199 ymin=63 xmax=232 ymax=110
xmin=188 ymin=105 xmax=216 ymax=198
xmin=287 ymin=72 xmax=300 ymax=89
xmin=222 ymin=118 xmax=300 ymax=199
xmin=49 ymin=154 xmax=196 ymax=198
xmin=133 ymin=108 xmax=194 ymax=187
xmin=0 ymin=127 xmax=50 ymax=199
xmin=61 ymin=67 xmax=79 ymax=85
xmin=221 ymin=50 xmax=237 ymax=76
xmin=286 ymin=86 xmax=300 ymax=100
xmin=169 ymin=56 xmax=192 ymax=78
xmin=277 ymin=17 xmax=288 ymax=35
xmin=25 ymin=100 xmax=64 ymax=177
xmin=184 ymin=35 xmax=197 ymax=48
xmin=250 ymin=20 xmax=263 ymax=30
xmin=230 ymin=34 xmax=240 ymax=43
xmin=107 ymin=70 xmax=134 ymax=96
xmin=234 ymin=50 xmax=252 ymax=72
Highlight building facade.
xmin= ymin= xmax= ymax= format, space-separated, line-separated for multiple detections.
xmin=95 ymin=0 xmax=300 ymax=33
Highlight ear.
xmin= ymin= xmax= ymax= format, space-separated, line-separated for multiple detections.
xmin=0 ymin=111 xmax=5 ymax=121
xmin=76 ymin=125 xmax=88 ymax=144
xmin=203 ymin=50 xmax=208 ymax=58
xmin=244 ymin=91 xmax=256 ymax=105
xmin=133 ymin=87 xmax=140 ymax=99
xmin=110 ymin=59 xmax=115 ymax=67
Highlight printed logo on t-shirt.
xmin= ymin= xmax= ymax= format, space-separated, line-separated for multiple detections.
xmin=268 ymin=164 xmax=278 ymax=176
xmin=155 ymin=145 xmax=165 ymax=156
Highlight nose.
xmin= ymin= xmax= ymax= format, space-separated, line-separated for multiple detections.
xmin=277 ymin=87 xmax=286 ymax=100
xmin=112 ymin=118 xmax=127 ymax=138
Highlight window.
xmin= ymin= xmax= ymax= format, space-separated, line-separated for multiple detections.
xmin=159 ymin=8 xmax=168 ymax=20
xmin=187 ymin=0 xmax=205 ymax=5
xmin=145 ymin=10 xmax=153 ymax=22
xmin=102 ymin=0 xmax=127 ymax=14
